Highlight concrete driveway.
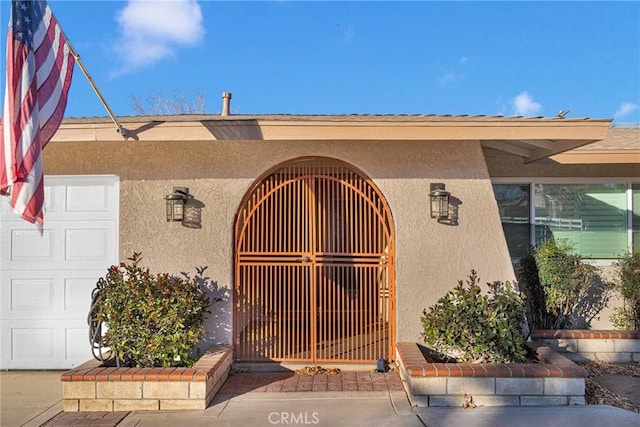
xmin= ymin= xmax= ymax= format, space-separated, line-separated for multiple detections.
xmin=1 ymin=371 xmax=64 ymax=427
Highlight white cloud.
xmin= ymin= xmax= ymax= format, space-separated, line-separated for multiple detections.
xmin=436 ymin=57 xmax=467 ymax=88
xmin=438 ymin=72 xmax=456 ymax=87
xmin=512 ymin=91 xmax=542 ymax=116
xmin=614 ymin=102 xmax=638 ymax=118
xmin=112 ymin=0 xmax=204 ymax=76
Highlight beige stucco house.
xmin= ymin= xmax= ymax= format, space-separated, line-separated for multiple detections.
xmin=1 ymin=107 xmax=638 ymax=369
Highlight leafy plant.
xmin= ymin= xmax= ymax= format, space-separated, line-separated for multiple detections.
xmin=517 ymin=248 xmax=555 ymax=332
xmin=609 ymin=251 xmax=640 ymax=330
xmin=421 ymin=270 xmax=528 ymax=363
xmin=528 ymin=238 xmax=612 ymax=330
xmin=93 ymin=253 xmax=210 ymax=368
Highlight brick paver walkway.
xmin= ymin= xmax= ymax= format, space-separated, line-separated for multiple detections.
xmin=42 ymin=411 xmax=128 ymax=426
xmin=219 ymin=370 xmax=405 ymax=394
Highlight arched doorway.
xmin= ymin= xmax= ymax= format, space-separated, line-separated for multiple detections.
xmin=234 ymin=157 xmax=395 ymax=363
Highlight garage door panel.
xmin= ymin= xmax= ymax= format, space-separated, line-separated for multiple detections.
xmin=2 ymin=274 xmax=61 ymax=319
xmin=2 ymin=271 xmax=102 ymax=320
xmin=65 ymin=184 xmax=111 ymax=213
xmin=55 ymin=177 xmax=118 ymax=221
xmin=66 ymin=227 xmax=112 ymax=262
xmin=9 ymin=228 xmax=57 ymax=263
xmin=3 ymin=221 xmax=117 ymax=271
xmin=1 ymin=225 xmax=63 ymax=268
xmin=1 ymin=319 xmax=92 ymax=369
xmin=65 ymin=277 xmax=100 ymax=311
xmin=10 ymin=278 xmax=56 ymax=312
xmin=12 ymin=326 xmax=56 ymax=362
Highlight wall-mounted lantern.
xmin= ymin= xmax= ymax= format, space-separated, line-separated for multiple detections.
xmin=165 ymin=187 xmax=189 ymax=222
xmin=429 ymin=183 xmax=450 ymax=221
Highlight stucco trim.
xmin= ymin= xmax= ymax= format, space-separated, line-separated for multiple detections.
xmin=550 ymin=150 xmax=640 ymax=164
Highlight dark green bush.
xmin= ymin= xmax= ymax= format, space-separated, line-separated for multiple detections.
xmin=525 ymin=238 xmax=612 ymax=330
xmin=517 ymin=248 xmax=555 ymax=332
xmin=93 ymin=253 xmax=210 ymax=368
xmin=421 ymin=270 xmax=528 ymax=363
xmin=609 ymin=251 xmax=640 ymax=330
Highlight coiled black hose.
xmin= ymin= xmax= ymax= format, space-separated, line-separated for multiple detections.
xmin=87 ymin=277 xmax=115 ymax=364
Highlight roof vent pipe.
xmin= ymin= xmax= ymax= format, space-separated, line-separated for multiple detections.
xmin=221 ymin=92 xmax=232 ymax=116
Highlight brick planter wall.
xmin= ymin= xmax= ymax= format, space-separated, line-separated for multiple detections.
xmin=60 ymin=345 xmax=232 ymax=412
xmin=531 ymin=330 xmax=640 ymax=363
xmin=396 ymin=342 xmax=587 ymax=407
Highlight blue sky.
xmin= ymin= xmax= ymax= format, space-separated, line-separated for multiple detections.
xmin=1 ymin=0 xmax=639 ymax=122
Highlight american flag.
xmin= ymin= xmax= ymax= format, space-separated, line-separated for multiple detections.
xmin=0 ymin=0 xmax=74 ymax=227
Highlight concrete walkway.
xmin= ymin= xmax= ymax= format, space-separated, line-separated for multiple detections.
xmin=0 ymin=371 xmax=64 ymax=427
xmin=2 ymin=370 xmax=640 ymax=427
xmin=415 ymin=406 xmax=640 ymax=427
xmin=117 ymin=391 xmax=420 ymax=427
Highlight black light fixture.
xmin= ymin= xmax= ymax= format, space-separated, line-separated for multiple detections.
xmin=429 ymin=183 xmax=450 ymax=221
xmin=165 ymin=187 xmax=189 ymax=222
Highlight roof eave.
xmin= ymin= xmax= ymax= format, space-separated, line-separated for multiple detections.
xmin=52 ymin=116 xmax=612 ymax=161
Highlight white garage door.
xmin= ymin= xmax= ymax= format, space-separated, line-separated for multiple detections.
xmin=0 ymin=175 xmax=119 ymax=369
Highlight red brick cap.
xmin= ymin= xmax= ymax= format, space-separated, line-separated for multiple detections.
xmin=396 ymin=342 xmax=587 ymax=379
xmin=530 ymin=330 xmax=640 ymax=340
xmin=60 ymin=344 xmax=232 ymax=382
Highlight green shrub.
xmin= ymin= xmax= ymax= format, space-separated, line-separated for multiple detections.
xmin=420 ymin=270 xmax=528 ymax=363
xmin=609 ymin=251 xmax=640 ymax=330
xmin=93 ymin=253 xmax=210 ymax=368
xmin=517 ymin=248 xmax=555 ymax=332
xmin=530 ymin=238 xmax=612 ymax=329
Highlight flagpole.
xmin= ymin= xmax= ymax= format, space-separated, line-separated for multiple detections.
xmin=65 ymin=43 xmax=129 ymax=140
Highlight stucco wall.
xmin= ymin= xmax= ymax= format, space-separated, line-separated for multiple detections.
xmin=44 ymin=138 xmax=514 ymax=349
xmin=589 ymin=265 xmax=620 ymax=330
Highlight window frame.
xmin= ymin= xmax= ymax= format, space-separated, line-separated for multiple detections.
xmin=492 ymin=177 xmax=640 ymax=265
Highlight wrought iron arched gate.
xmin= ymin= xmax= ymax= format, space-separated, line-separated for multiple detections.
xmin=234 ymin=157 xmax=395 ymax=363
